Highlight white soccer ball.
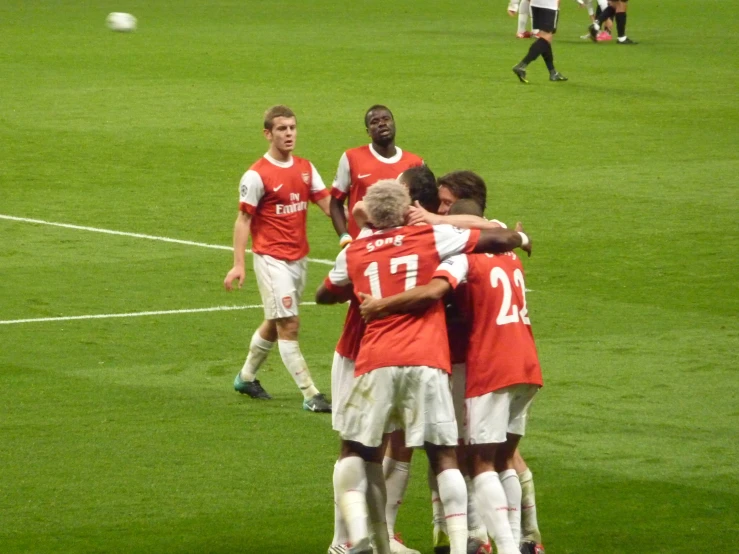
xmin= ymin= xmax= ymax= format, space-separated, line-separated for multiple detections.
xmin=106 ymin=12 xmax=137 ymax=32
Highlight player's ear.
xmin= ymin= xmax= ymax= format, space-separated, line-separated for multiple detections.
xmin=263 ymin=128 xmax=272 ymax=141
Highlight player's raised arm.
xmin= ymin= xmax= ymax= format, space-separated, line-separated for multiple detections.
xmin=358 ymin=278 xmax=452 ymax=321
xmin=224 ymin=211 xmax=253 ymax=290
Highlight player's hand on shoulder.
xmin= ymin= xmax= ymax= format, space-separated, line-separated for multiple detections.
xmin=515 ymin=221 xmax=532 ymax=257
xmin=224 ymin=266 xmax=246 ymax=291
xmin=406 ymin=201 xmax=439 ymax=226
xmin=358 ymin=292 xmax=387 ymax=322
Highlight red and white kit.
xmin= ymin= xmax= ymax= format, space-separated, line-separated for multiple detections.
xmin=324 ymin=224 xmax=480 ymax=447
xmin=435 ymin=252 xmax=544 ymax=444
xmin=239 ymin=153 xmax=329 ymax=319
xmin=330 ymin=145 xmax=423 ymax=238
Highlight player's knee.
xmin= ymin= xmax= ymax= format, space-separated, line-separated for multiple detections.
xmin=275 ymin=316 xmax=300 ymax=339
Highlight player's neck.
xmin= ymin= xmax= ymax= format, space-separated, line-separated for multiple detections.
xmin=267 ymin=146 xmax=293 ymax=163
xmin=371 ymin=142 xmax=397 ymax=159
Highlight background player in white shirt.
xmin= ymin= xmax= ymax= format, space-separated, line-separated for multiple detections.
xmin=224 ymin=105 xmax=333 ymax=413
xmin=512 ymin=0 xmax=568 ymax=83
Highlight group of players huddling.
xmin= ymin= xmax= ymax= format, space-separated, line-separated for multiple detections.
xmin=224 ymin=105 xmax=546 ymax=554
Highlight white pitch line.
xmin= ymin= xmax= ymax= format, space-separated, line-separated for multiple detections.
xmin=0 ymin=214 xmax=334 ymax=266
xmin=0 ymin=302 xmax=318 ymax=325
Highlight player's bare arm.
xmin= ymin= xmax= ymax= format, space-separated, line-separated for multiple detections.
xmin=406 ymin=201 xmax=502 ymax=230
xmin=475 ymin=224 xmax=532 ymax=257
xmin=315 ymin=195 xmax=332 ymax=217
xmin=329 ymin=196 xmax=349 ymax=236
xmin=315 ymin=282 xmax=353 ymax=305
xmin=358 ymin=278 xmax=452 ymax=322
xmin=224 ymin=211 xmax=252 ymax=291
xmin=352 ymin=200 xmax=369 ymax=230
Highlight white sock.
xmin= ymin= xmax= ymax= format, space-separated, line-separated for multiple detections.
xmin=465 ymin=475 xmax=488 ymax=542
xmin=332 ymin=461 xmax=349 ymax=546
xmin=519 ymin=468 xmax=542 ymax=543
xmin=428 ymin=466 xmax=447 ymax=536
xmin=473 ymin=472 xmax=518 ymax=554
xmin=383 ymin=457 xmax=410 ymax=537
xmin=277 ymin=339 xmax=319 ymax=399
xmin=517 ymin=0 xmax=530 ymax=33
xmin=336 ymin=457 xmax=369 ymax=547
xmin=239 ymin=330 xmax=274 ymax=381
xmin=436 ymin=469 xmax=468 ymax=554
xmin=500 ymin=469 xmax=522 ymax=545
xmin=618 ymin=35 xmax=628 ymax=42
xmin=366 ymin=462 xmax=390 ymax=554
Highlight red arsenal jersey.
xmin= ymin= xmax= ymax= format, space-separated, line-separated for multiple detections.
xmin=324 ymin=224 xmax=480 ymax=376
xmin=434 ymin=252 xmax=543 ymax=397
xmin=239 ymin=153 xmax=329 ymax=261
xmin=330 ymin=145 xmax=423 ymax=238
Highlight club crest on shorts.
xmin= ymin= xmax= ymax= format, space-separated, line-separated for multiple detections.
xmin=301 ymin=172 xmax=310 ymax=184
xmin=282 ymin=295 xmax=293 ymax=309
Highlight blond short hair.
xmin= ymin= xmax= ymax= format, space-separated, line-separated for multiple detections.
xmin=263 ymin=105 xmax=296 ymax=130
xmin=364 ymin=180 xmax=410 ymax=229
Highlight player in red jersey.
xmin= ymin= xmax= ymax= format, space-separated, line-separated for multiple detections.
xmin=224 ymin=105 xmax=332 ymax=413
xmin=316 ymin=180 xmax=532 ymax=554
xmin=329 ymin=105 xmax=424 ymax=245
xmin=408 ymin=173 xmax=546 ymax=552
xmin=358 ymin=219 xmax=542 ymax=554
xmin=326 ymin=166 xmax=440 ymax=554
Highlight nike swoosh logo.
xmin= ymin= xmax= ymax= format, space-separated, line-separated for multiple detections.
xmin=358 ymin=173 xmax=371 ymax=179
xmin=274 ymin=184 xmax=283 ymax=192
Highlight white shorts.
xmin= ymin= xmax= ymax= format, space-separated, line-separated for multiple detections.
xmin=253 ymin=254 xmax=307 ymax=320
xmin=337 ymin=366 xmax=458 ymax=448
xmin=331 ymin=352 xmax=356 ymax=431
xmin=464 ymin=384 xmax=539 ymax=445
xmin=451 ymin=363 xmax=466 ymax=438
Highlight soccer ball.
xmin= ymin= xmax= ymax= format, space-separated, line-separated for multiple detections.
xmin=106 ymin=12 xmax=137 ymax=32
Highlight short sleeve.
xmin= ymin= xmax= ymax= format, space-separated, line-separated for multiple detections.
xmin=239 ymin=170 xmax=265 ymax=214
xmin=432 ymin=254 xmax=469 ymax=289
xmin=325 ymin=246 xmax=351 ymax=291
xmin=309 ymin=162 xmax=330 ymax=202
xmin=330 ymin=152 xmax=351 ymax=200
xmin=432 ymin=224 xmax=481 ymax=260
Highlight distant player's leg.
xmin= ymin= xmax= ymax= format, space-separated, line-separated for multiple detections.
xmin=590 ymin=0 xmax=616 ymax=40
xmin=614 ymin=0 xmax=636 ymax=44
xmin=517 ymin=0 xmax=532 ymax=38
xmin=234 ymin=319 xmax=276 ymax=398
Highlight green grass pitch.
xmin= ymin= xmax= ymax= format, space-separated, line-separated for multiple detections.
xmin=1 ymin=1 xmax=737 ymax=552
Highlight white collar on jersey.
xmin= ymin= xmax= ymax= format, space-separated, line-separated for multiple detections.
xmin=263 ymin=152 xmax=294 ymax=168
xmin=369 ymin=143 xmax=403 ymax=164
